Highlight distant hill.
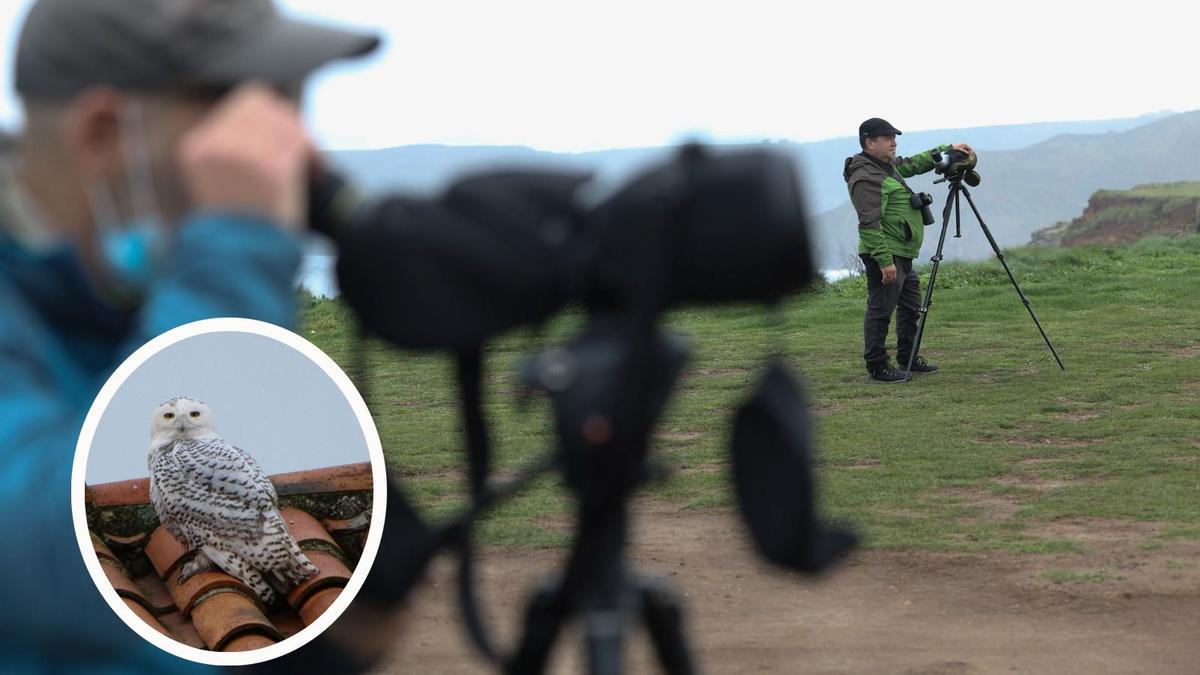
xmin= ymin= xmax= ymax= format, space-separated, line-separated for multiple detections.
xmin=775 ymin=113 xmax=1169 ymax=214
xmin=330 ymin=144 xmax=668 ymax=197
xmin=812 ymin=110 xmax=1200 ymax=269
xmin=326 ymin=113 xmax=1169 ymax=245
xmin=1031 ymin=182 xmax=1200 ymax=246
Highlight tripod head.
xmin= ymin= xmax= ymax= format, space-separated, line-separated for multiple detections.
xmin=931 ymin=148 xmax=981 ymax=187
xmin=933 ymin=170 xmax=981 ymax=187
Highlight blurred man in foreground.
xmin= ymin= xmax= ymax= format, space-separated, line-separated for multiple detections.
xmin=0 ymin=0 xmax=400 ymax=671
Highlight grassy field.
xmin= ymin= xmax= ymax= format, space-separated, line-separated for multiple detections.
xmin=301 ymin=235 xmax=1200 ymax=555
xmin=1099 ymin=181 xmax=1200 ymax=199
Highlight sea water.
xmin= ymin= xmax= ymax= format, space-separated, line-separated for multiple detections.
xmin=297 ymin=255 xmax=852 ymax=299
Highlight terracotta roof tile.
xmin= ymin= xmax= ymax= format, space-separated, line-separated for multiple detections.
xmin=286 ymin=550 xmax=352 ymax=611
xmin=125 ymin=599 xmax=173 ymax=640
xmin=190 ymin=589 xmax=283 ymax=650
xmin=322 ymin=513 xmax=370 ymax=537
xmin=271 ymin=463 xmax=372 ymax=496
xmin=87 ymin=461 xmax=371 ymax=508
xmin=86 ymin=477 xmax=151 ymax=507
xmin=224 ymin=633 xmax=279 ymax=652
xmin=166 ymin=566 xmax=265 ymax=618
xmin=101 ymin=531 xmax=149 ymax=548
xmin=297 ymin=587 xmax=343 ymax=627
xmin=132 ymin=574 xmax=177 ymax=616
xmin=158 ymin=609 xmax=207 ymax=649
xmin=281 ymin=507 xmax=339 ymax=546
xmin=99 ymin=556 xmax=152 ymax=611
xmin=91 ymin=531 xmax=119 ymax=561
xmin=145 ymin=526 xmax=187 ymax=579
xmin=91 ymin=532 xmax=163 ymax=623
xmin=84 ymin=463 xmax=372 ymax=652
xmin=267 ymin=610 xmax=307 ymax=638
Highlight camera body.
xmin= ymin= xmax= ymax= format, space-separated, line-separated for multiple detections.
xmin=909 ymin=192 xmax=932 ymax=208
xmin=910 ymin=191 xmax=935 ymax=225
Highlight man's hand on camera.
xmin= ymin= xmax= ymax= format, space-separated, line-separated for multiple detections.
xmin=179 ymin=83 xmax=314 ymax=231
xmin=882 ymin=264 xmax=897 ymax=285
xmin=953 ymin=143 xmax=973 ymax=154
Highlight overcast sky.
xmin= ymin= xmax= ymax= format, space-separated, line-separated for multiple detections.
xmin=2 ymin=1 xmax=1197 ymax=152
xmin=86 ymin=331 xmax=370 ymax=484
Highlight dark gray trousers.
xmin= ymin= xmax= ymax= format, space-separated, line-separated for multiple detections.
xmin=862 ymin=255 xmax=921 ymax=368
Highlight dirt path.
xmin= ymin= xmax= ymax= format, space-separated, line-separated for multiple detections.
xmin=373 ymin=504 xmax=1199 ymax=674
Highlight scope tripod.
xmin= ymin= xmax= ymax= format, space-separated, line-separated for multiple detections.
xmin=453 ymin=336 xmax=699 ymax=675
xmin=903 ymin=175 xmax=1065 ymax=379
xmin=502 ymin=494 xmax=696 ymax=675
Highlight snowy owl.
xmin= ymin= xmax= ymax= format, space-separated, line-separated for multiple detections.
xmin=147 ymin=396 xmax=317 ymax=604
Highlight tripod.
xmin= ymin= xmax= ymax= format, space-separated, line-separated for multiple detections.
xmin=454 ymin=333 xmax=698 ymax=675
xmin=503 ymin=497 xmax=696 ymax=675
xmin=903 ymin=175 xmax=1065 ymax=379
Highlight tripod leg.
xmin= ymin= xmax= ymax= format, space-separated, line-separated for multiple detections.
xmin=905 ymin=185 xmax=957 ymax=378
xmin=954 ymin=186 xmax=962 ymax=239
xmin=639 ymin=577 xmax=697 ymax=675
xmin=584 ymin=607 xmax=629 ymax=675
xmin=506 ymin=579 xmax=569 ymax=675
xmin=577 ymin=502 xmax=634 ymax=675
xmin=959 ymin=187 xmax=1066 ymax=371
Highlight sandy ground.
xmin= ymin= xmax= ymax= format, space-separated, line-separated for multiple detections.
xmin=372 ymin=503 xmax=1200 ymax=674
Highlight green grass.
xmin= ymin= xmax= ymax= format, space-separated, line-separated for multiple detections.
xmin=300 ymin=235 xmax=1200 ymax=553
xmin=1101 ymin=182 xmax=1200 ymax=199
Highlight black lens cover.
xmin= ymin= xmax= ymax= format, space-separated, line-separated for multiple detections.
xmin=730 ymin=362 xmax=857 ymax=573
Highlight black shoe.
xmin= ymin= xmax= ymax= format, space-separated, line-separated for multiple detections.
xmin=866 ymin=361 xmax=907 ymax=384
xmin=902 ymin=355 xmax=940 ymax=374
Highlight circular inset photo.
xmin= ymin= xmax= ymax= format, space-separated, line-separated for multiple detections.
xmin=71 ymin=318 xmax=386 ymax=666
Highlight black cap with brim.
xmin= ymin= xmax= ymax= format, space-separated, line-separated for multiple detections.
xmin=195 ymin=17 xmax=380 ymax=92
xmin=858 ymin=117 xmax=903 ymax=139
xmin=15 ymin=0 xmax=380 ymax=100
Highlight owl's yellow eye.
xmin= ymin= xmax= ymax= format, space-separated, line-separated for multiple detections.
xmin=163 ymin=412 xmax=175 ymax=419
xmin=189 ymin=411 xmax=201 ymax=418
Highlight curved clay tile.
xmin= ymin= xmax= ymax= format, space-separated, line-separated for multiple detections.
xmin=190 ymin=590 xmax=284 ymax=651
xmin=298 ymin=587 xmax=344 ymax=627
xmin=145 ymin=526 xmax=188 ymax=580
xmin=86 ymin=463 xmax=373 ymax=651
xmin=280 ymin=508 xmax=353 ymax=625
xmin=92 ymin=531 xmax=173 ymax=637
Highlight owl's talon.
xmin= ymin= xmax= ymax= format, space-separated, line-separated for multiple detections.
xmin=178 ymin=551 xmax=213 ymax=585
xmin=177 ymin=563 xmax=199 ymax=585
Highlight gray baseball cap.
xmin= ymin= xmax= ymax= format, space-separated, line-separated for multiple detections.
xmin=15 ymin=0 xmax=380 ymax=100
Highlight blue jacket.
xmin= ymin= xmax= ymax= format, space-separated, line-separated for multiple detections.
xmin=0 ymin=212 xmax=300 ymax=673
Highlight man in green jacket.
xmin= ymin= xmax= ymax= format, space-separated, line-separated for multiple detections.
xmin=844 ymin=118 xmax=972 ymax=383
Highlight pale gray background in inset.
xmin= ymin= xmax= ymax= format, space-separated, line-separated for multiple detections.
xmin=86 ymin=331 xmax=369 ymax=484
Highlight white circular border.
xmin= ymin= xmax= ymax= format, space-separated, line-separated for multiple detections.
xmin=71 ymin=318 xmax=387 ymax=667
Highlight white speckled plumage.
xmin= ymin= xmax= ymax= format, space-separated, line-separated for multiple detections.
xmin=147 ymin=397 xmax=317 ymax=603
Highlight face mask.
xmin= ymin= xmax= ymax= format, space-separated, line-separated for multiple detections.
xmin=99 ymin=222 xmax=158 ymax=292
xmin=84 ymin=102 xmax=169 ymax=302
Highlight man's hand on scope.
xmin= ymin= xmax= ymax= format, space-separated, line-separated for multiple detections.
xmin=179 ymin=83 xmax=314 ymax=231
xmin=952 ymin=143 xmax=973 ymax=154
xmin=881 ymin=264 xmax=897 ymax=285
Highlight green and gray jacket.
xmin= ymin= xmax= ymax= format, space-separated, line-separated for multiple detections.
xmin=843 ymin=145 xmax=951 ymax=267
